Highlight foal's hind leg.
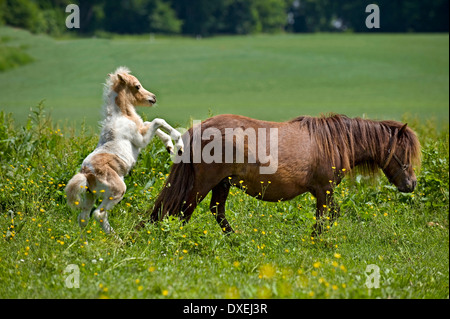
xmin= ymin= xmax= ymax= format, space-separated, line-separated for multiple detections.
xmin=78 ymin=192 xmax=95 ymax=229
xmin=92 ymin=173 xmax=126 ymax=236
xmin=210 ymin=179 xmax=234 ymax=234
xmin=78 ymin=192 xmax=95 ymax=242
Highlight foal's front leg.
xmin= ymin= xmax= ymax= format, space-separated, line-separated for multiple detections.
xmin=144 ymin=119 xmax=184 ymax=155
xmin=155 ymin=129 xmax=175 ymax=155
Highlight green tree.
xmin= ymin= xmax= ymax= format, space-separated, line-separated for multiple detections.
xmin=149 ymin=1 xmax=182 ymax=34
xmin=171 ymin=0 xmax=227 ymax=36
xmin=0 ymin=0 xmax=5 ymax=25
xmin=1 ymin=0 xmax=47 ymax=33
xmin=103 ymin=0 xmax=181 ymax=34
xmin=103 ymin=0 xmax=150 ymax=34
xmin=222 ymin=0 xmax=260 ymax=34
xmin=254 ymin=0 xmax=287 ymax=33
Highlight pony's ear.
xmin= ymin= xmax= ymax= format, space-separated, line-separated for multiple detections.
xmin=398 ymin=123 xmax=408 ymax=138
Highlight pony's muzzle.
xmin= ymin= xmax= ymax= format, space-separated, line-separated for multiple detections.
xmin=398 ymin=178 xmax=417 ymax=193
xmin=410 ymin=179 xmax=417 ymax=191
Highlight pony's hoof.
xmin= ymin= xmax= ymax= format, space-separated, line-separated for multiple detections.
xmin=178 ymin=148 xmax=184 ymax=156
xmin=310 ymin=230 xmax=321 ymax=238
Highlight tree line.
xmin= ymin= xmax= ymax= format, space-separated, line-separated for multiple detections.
xmin=1 ymin=0 xmax=448 ymax=36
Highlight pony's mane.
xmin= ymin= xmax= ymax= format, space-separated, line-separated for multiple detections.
xmin=291 ymin=114 xmax=421 ymax=175
xmin=101 ymin=66 xmax=131 ymax=120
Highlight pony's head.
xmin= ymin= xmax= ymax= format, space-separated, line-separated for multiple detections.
xmin=381 ymin=123 xmax=421 ymax=193
xmin=107 ymin=66 xmax=156 ymax=108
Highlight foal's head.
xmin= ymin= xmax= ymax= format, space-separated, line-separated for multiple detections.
xmin=381 ymin=123 xmax=421 ymax=193
xmin=109 ymin=67 xmax=156 ymax=108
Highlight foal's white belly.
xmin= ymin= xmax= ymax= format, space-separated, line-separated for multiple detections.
xmin=83 ymin=139 xmax=140 ymax=171
xmin=82 ymin=115 xmax=145 ymax=172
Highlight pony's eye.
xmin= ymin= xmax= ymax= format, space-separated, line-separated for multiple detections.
xmin=135 ymin=85 xmax=140 ymax=90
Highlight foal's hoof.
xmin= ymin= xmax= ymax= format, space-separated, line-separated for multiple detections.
xmin=166 ymin=146 xmax=175 ymax=155
xmin=177 ymin=147 xmax=184 ymax=156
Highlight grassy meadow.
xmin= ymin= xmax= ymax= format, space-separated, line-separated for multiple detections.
xmin=0 ymin=27 xmax=448 ymax=299
xmin=0 ymin=27 xmax=448 ymax=127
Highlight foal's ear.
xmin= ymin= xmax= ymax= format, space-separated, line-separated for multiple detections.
xmin=398 ymin=123 xmax=408 ymax=138
xmin=117 ymin=73 xmax=127 ymax=83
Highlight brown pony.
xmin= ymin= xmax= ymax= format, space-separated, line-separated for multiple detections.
xmin=147 ymin=114 xmax=421 ymax=235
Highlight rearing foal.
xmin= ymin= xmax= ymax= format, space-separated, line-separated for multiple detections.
xmin=148 ymin=114 xmax=421 ymax=235
xmin=66 ymin=66 xmax=183 ymax=236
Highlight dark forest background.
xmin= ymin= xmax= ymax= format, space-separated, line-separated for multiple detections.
xmin=1 ymin=0 xmax=449 ymax=37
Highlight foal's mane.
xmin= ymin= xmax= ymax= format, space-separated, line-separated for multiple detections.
xmin=102 ymin=66 xmax=131 ymax=120
xmin=291 ymin=114 xmax=421 ymax=175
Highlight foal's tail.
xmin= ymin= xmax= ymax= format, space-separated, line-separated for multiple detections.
xmin=150 ymin=131 xmax=195 ymax=221
xmin=65 ymin=173 xmax=88 ymax=209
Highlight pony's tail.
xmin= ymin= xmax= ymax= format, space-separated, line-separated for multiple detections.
xmin=65 ymin=173 xmax=88 ymax=209
xmin=151 ymin=161 xmax=195 ymax=221
xmin=150 ymin=131 xmax=195 ymax=222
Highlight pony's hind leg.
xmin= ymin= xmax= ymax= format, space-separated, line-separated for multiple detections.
xmin=210 ymin=179 xmax=234 ymax=234
xmin=177 ymin=187 xmax=209 ymax=225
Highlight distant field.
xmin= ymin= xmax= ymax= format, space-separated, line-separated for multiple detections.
xmin=0 ymin=27 xmax=448 ymax=129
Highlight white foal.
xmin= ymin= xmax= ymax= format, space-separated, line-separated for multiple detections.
xmin=65 ymin=66 xmax=183 ymax=239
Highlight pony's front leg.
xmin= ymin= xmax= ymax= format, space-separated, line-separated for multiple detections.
xmin=311 ymin=187 xmax=336 ymax=237
xmin=311 ymin=187 xmax=333 ymax=237
xmin=146 ymin=119 xmax=184 ymax=155
xmin=155 ymin=129 xmax=175 ymax=155
xmin=210 ymin=180 xmax=234 ymax=234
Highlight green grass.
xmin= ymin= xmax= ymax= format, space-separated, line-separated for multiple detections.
xmin=0 ymin=27 xmax=448 ymax=129
xmin=0 ymin=104 xmax=448 ymax=299
xmin=0 ymin=35 xmax=33 ymax=72
xmin=0 ymin=28 xmax=448 ymax=299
